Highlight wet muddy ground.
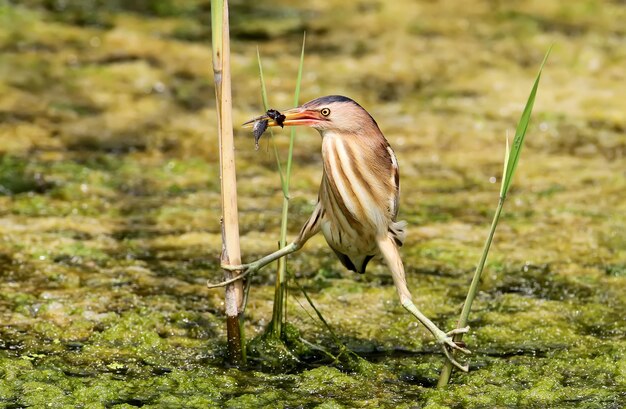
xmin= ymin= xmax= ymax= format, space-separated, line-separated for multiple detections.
xmin=0 ymin=0 xmax=624 ymax=407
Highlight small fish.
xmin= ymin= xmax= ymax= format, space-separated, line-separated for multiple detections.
xmin=253 ymin=119 xmax=268 ymax=150
xmin=249 ymin=108 xmax=286 ymax=150
xmin=266 ymin=109 xmax=286 ymax=128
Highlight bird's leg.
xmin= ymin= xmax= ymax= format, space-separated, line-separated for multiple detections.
xmin=212 ymin=204 xmax=323 ymax=287
xmin=221 ymin=242 xmax=300 ymax=274
xmin=209 ymin=242 xmax=300 ymax=288
xmin=377 ymin=235 xmax=471 ymax=372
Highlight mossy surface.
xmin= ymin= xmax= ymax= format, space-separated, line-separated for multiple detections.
xmin=0 ymin=0 xmax=625 ymax=407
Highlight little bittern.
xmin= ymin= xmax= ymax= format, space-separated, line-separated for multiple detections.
xmin=229 ymin=95 xmax=469 ymax=371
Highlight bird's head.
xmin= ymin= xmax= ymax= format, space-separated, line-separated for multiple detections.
xmin=244 ymin=95 xmax=379 ymax=135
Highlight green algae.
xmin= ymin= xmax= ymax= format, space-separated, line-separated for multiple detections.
xmin=0 ymin=0 xmax=625 ymax=407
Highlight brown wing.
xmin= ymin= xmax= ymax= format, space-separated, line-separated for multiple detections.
xmin=386 ymin=144 xmax=400 ymax=221
xmin=386 ymin=144 xmax=407 ymax=247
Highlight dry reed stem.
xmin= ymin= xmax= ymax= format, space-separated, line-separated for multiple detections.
xmin=211 ymin=0 xmax=245 ymax=365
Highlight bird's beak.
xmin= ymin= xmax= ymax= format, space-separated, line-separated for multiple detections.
xmin=243 ymin=107 xmax=324 ymax=128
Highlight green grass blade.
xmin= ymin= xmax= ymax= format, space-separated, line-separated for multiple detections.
xmin=499 ymin=133 xmax=510 ymax=198
xmin=293 ymin=33 xmax=306 ymax=107
xmin=437 ymin=47 xmax=551 ymax=387
xmin=256 ymin=47 xmax=287 ymax=197
xmin=268 ymin=32 xmax=307 ymax=337
xmin=256 ymin=47 xmax=269 ymax=110
xmin=285 ymin=32 xmax=306 ymax=184
xmin=500 ymin=47 xmax=552 ymax=198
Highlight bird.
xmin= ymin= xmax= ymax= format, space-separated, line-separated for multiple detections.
xmin=225 ymin=95 xmax=470 ymax=371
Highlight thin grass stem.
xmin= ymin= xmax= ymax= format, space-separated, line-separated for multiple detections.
xmin=437 ymin=48 xmax=551 ymax=386
xmin=256 ymin=48 xmax=287 ymax=197
xmin=269 ymin=33 xmax=306 ymax=337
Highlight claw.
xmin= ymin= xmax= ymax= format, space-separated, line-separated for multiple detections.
xmin=447 ymin=326 xmax=470 ymax=336
xmin=434 ymin=327 xmax=471 ymax=372
xmin=442 ymin=336 xmax=471 ymax=355
xmin=452 ymin=339 xmax=467 ymax=349
xmin=442 ymin=345 xmax=469 ymax=372
xmin=221 ymin=263 xmax=244 ymax=271
xmin=208 ymin=263 xmax=256 ymax=288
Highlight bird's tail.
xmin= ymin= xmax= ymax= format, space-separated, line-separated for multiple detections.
xmin=389 ymin=220 xmax=407 ymax=247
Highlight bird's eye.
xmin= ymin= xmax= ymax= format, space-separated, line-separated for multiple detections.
xmin=320 ymin=108 xmax=331 ymax=117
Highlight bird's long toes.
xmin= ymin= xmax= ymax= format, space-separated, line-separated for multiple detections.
xmin=442 ymin=346 xmax=469 ymax=372
xmin=442 ymin=336 xmax=471 ymax=355
xmin=221 ymin=263 xmax=245 ymax=271
xmin=451 ymin=342 xmax=471 ymax=355
xmin=446 ymin=326 xmax=470 ymax=336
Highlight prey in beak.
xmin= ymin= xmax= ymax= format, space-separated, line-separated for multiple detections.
xmin=244 ymin=109 xmax=285 ymax=150
xmin=243 ymin=107 xmax=327 ymax=149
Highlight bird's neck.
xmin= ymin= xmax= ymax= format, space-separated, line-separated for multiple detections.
xmin=320 ymin=129 xmax=389 ymax=155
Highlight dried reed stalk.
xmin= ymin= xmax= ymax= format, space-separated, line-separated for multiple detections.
xmin=211 ymin=0 xmax=245 ymax=365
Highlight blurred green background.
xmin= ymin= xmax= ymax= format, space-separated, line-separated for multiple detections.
xmin=0 ymin=0 xmax=624 ymax=407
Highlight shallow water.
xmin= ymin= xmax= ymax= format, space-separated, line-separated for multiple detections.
xmin=0 ymin=0 xmax=625 ymax=408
